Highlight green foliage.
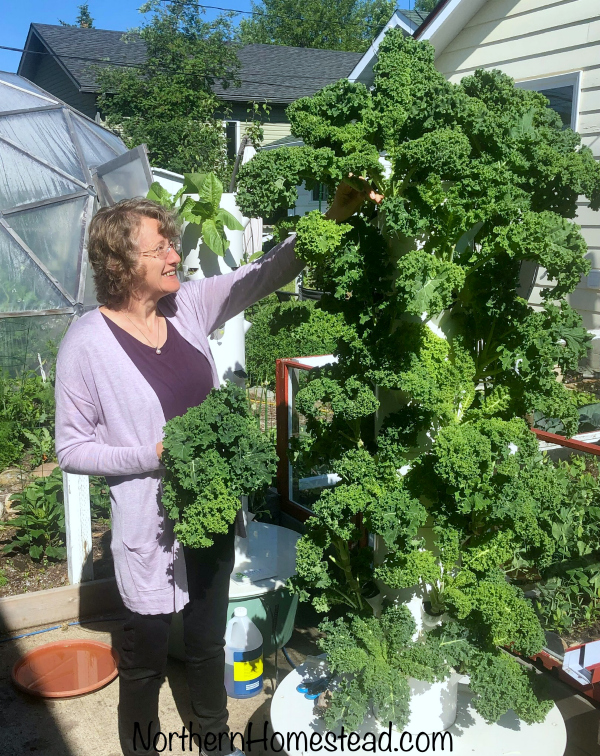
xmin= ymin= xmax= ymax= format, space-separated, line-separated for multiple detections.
xmin=0 ymin=569 xmax=7 ymax=588
xmin=59 ymin=2 xmax=95 ymax=27
xmin=90 ymin=476 xmax=111 ymax=521
xmin=239 ymin=29 xmax=600 ymax=728
xmin=245 ymin=294 xmax=348 ymax=388
xmin=3 ymin=468 xmax=66 ymax=561
xmin=162 ymin=382 xmax=277 ymax=548
xmin=148 ymin=172 xmax=244 ymax=258
xmin=0 ymin=369 xmax=56 ymax=471
xmin=95 ymin=1 xmax=240 ymax=176
xmin=236 ymin=0 xmax=395 ymax=52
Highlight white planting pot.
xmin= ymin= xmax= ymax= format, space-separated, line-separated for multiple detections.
xmin=405 ymin=671 xmax=460 ymax=733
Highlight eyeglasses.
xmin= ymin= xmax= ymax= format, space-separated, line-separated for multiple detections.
xmin=140 ymin=238 xmax=181 ymax=259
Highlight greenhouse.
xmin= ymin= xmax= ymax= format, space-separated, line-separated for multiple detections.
xmin=0 ymin=71 xmax=153 ymax=376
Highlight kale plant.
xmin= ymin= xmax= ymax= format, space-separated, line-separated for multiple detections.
xmin=236 ymin=31 xmax=600 ymax=729
xmin=161 ymin=381 xmax=277 ymax=548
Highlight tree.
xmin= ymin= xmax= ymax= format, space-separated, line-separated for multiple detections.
xmin=77 ymin=3 xmax=94 ymax=28
xmin=95 ymin=0 xmax=240 ymax=176
xmin=236 ymin=0 xmax=395 ymax=52
xmin=414 ymin=0 xmax=439 ymax=13
xmin=59 ymin=2 xmax=95 ymax=28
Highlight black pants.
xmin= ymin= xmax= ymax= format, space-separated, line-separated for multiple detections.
xmin=118 ymin=526 xmax=235 ymax=755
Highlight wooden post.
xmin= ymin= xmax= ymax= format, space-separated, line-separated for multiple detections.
xmin=62 ymin=472 xmax=93 ymax=584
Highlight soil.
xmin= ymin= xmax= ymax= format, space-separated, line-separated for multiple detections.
xmin=0 ymin=453 xmax=115 ymax=598
xmin=564 ymin=373 xmax=600 ymax=399
xmin=0 ymin=519 xmax=114 ymax=599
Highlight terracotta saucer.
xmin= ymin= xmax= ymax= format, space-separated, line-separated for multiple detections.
xmin=12 ymin=639 xmax=119 ymax=698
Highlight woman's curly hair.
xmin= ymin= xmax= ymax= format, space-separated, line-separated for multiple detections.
xmin=88 ymin=198 xmax=179 ymax=309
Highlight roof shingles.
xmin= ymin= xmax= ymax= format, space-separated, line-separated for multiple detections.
xmin=27 ymin=24 xmax=363 ymax=104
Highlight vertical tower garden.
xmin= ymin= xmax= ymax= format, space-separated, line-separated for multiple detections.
xmin=235 ymin=31 xmax=600 ymax=730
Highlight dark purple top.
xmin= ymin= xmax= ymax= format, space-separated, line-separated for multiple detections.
xmin=101 ymin=309 xmax=246 ymax=538
xmin=101 ymin=310 xmax=214 ymax=422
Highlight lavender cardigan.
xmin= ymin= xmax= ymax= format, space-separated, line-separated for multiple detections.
xmin=55 ymin=234 xmax=303 ymax=614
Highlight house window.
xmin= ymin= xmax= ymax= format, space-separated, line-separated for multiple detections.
xmin=515 ymin=72 xmax=581 ymax=131
xmin=312 ymin=183 xmax=329 ymax=202
xmin=225 ymin=121 xmax=238 ymax=162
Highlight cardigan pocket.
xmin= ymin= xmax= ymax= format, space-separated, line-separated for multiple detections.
xmin=123 ymin=538 xmax=162 ymax=593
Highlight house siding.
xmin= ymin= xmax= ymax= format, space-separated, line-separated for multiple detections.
xmin=435 ymin=0 xmax=600 ymax=335
xmin=26 ymin=51 xmax=97 ymax=119
xmin=239 ymin=121 xmax=293 ymax=146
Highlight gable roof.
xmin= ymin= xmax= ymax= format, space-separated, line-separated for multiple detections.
xmin=348 ymin=10 xmax=417 ymax=84
xmin=416 ymin=0 xmax=488 ymax=56
xmin=397 ymin=9 xmax=430 ymax=30
xmin=18 ymin=24 xmax=362 ymax=105
xmin=19 ymin=24 xmax=147 ymax=92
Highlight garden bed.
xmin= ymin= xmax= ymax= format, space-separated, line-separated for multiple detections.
xmin=0 ymin=519 xmax=113 ymax=598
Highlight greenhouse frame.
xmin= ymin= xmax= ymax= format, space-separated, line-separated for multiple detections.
xmin=0 ymin=71 xmax=152 ymax=375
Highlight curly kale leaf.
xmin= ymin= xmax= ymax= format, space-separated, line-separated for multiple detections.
xmin=162 ymin=381 xmax=276 ymax=547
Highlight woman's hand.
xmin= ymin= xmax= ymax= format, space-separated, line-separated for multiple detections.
xmin=323 ymin=176 xmax=384 ymax=224
xmin=156 ymin=442 xmax=164 ymax=459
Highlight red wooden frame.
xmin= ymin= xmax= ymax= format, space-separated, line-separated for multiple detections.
xmin=276 ymin=357 xmax=327 ymax=521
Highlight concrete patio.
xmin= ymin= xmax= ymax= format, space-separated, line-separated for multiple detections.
xmin=0 ymin=602 xmax=599 ymax=756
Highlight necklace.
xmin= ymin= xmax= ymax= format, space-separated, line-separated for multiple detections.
xmin=122 ymin=310 xmax=162 ymax=354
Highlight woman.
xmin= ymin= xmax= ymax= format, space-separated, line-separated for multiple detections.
xmin=54 ymin=180 xmax=376 ymax=756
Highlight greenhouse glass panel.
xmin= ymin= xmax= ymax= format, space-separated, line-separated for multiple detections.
xmin=73 ymin=115 xmax=127 ymax=156
xmin=8 ymin=197 xmax=87 ymax=299
xmin=0 ymin=140 xmax=82 ymax=211
xmin=0 ymin=110 xmax=85 ymax=181
xmin=0 ymin=313 xmax=71 ymax=377
xmin=0 ymin=82 xmax=55 ymax=112
xmin=0 ymin=226 xmax=70 ymax=313
xmin=95 ymin=148 xmax=152 ymax=204
xmin=72 ymin=116 xmax=119 ymax=168
xmin=0 ymin=73 xmax=59 ymax=99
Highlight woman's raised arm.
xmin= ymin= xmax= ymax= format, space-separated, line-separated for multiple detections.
xmin=180 ymin=232 xmax=305 ymax=337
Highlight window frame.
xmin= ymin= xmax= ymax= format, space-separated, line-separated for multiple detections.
xmin=514 ymin=71 xmax=581 ymax=132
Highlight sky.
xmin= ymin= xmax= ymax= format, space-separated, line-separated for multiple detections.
xmin=0 ymin=0 xmax=417 ymax=75
xmin=0 ymin=0 xmax=253 ymax=73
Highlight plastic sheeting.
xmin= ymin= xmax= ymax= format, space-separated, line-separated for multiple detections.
xmin=0 ymin=73 xmax=129 ymax=369
xmin=0 ymin=140 xmax=83 ymax=211
xmin=0 ymin=226 xmax=70 ymax=313
xmin=8 ymin=196 xmax=88 ymax=299
xmin=0 ymin=110 xmax=86 ymax=182
xmin=0 ymin=83 xmax=56 ymax=113
xmin=72 ymin=116 xmax=120 ymax=168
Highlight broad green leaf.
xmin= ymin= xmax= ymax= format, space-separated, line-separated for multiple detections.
xmin=147 ymin=182 xmax=172 ymax=206
xmin=183 ymin=173 xmax=209 ymax=195
xmin=29 ymin=544 xmax=42 ymax=560
xmin=191 ymin=199 xmax=213 ymax=223
xmin=185 ymin=172 xmax=222 ymax=216
xmin=217 ymin=208 xmax=244 ymax=232
xmin=46 ymin=545 xmax=66 ymax=560
xmin=202 ymin=219 xmax=226 ymax=256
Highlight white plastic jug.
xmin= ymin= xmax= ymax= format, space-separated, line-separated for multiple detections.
xmin=224 ymin=607 xmax=263 ymax=698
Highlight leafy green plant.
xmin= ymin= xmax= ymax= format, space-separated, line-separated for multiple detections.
xmin=148 ymin=172 xmax=245 ymax=260
xmin=245 ymin=294 xmax=348 ymax=388
xmin=236 ymin=30 xmax=600 ymax=730
xmin=3 ymin=467 xmax=66 ymax=561
xmin=0 ymin=420 xmax=23 ymax=470
xmin=161 ymin=381 xmax=277 ymax=548
xmin=90 ymin=476 xmax=111 ymax=521
xmin=0 ymin=368 xmax=56 ymax=470
xmin=0 ymin=569 xmax=7 ymax=588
